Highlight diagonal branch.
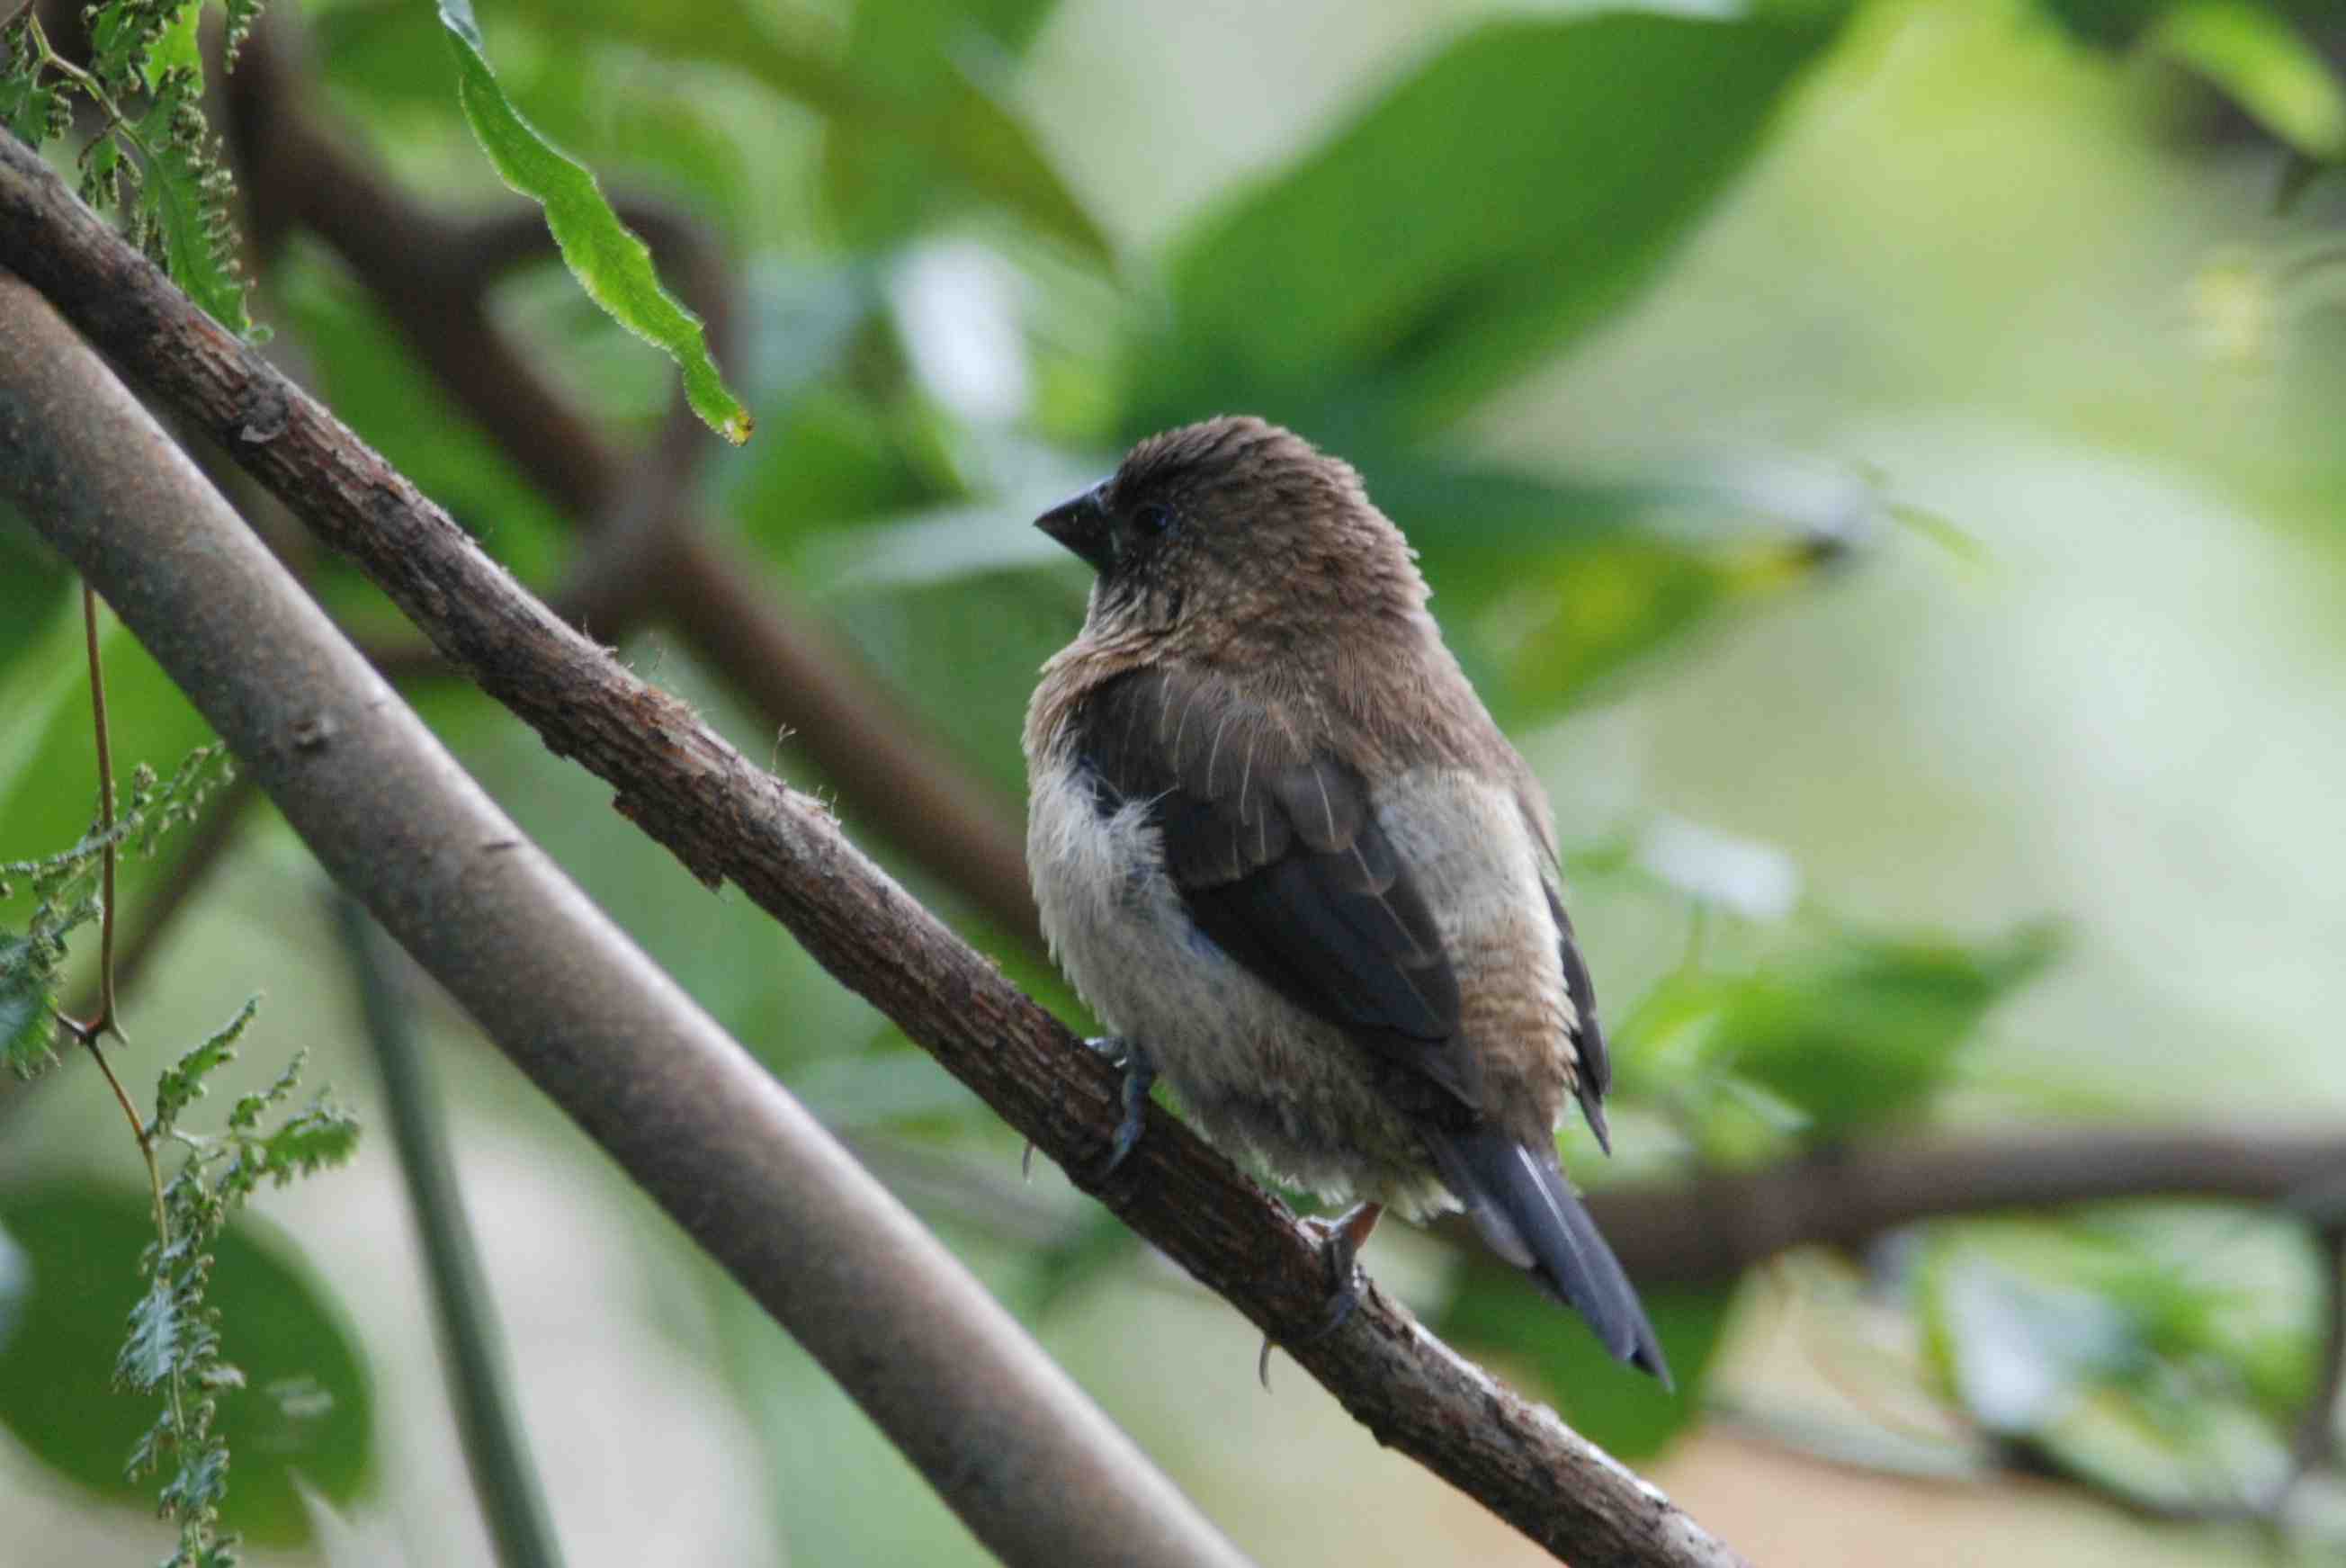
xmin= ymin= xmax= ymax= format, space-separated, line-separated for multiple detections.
xmin=0 ymin=266 xmax=1252 ymax=1568
xmin=222 ymin=21 xmax=1042 ymax=945
xmin=0 ymin=130 xmax=1742 ymax=1568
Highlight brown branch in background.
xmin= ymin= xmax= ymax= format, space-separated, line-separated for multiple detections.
xmin=1588 ymin=1129 xmax=2346 ymax=1286
xmin=0 ymin=136 xmax=1749 ymax=1568
xmin=0 ymin=266 xmax=1258 ymax=1568
xmin=222 ymin=18 xmax=1041 ymax=945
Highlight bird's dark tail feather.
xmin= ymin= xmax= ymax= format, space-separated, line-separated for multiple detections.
xmin=1433 ymin=1128 xmax=1672 ymax=1386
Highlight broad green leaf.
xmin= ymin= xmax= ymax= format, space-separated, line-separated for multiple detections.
xmin=820 ymin=0 xmax=1071 ymax=250
xmin=0 ymin=512 xmax=72 ymax=684
xmin=1711 ymin=921 xmax=2063 ymax=1140
xmin=1437 ymin=1263 xmax=1732 ymax=1458
xmin=500 ymin=0 xmax=1108 ymax=261
xmin=2153 ymin=1 xmax=2346 ymax=160
xmin=0 ymin=1184 xmax=373 ymax=1546
xmin=1147 ymin=8 xmax=1848 ymax=438
xmin=436 ymin=0 xmax=753 ymax=444
xmin=1360 ymin=461 xmax=1853 ymax=721
xmin=273 ymin=245 xmax=569 ymax=614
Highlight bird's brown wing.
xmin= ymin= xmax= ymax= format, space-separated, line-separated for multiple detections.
xmin=1075 ymin=667 xmax=1479 ymax=1109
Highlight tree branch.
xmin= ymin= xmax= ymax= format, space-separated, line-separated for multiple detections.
xmin=1586 ymin=1128 xmax=2346 ymax=1285
xmin=0 ymin=133 xmax=1745 ymax=1568
xmin=221 ymin=20 xmax=1043 ymax=945
xmin=0 ymin=267 xmax=1252 ymax=1568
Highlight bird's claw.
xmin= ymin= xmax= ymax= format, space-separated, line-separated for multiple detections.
xmin=1017 ymin=1036 xmax=1157 ymax=1179
xmin=1258 ymin=1202 xmax=1383 ymax=1389
xmin=1093 ymin=1035 xmax=1155 ymax=1178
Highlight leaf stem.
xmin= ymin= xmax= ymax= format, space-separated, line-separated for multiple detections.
xmin=67 ymin=579 xmax=189 ymax=1498
xmin=82 ymin=582 xmax=121 ymax=1040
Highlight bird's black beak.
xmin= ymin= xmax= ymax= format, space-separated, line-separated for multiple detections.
xmin=1035 ymin=483 xmax=1113 ymax=574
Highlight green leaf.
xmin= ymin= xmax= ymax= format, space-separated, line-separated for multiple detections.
xmin=1917 ymin=1214 xmax=2318 ymax=1511
xmin=272 ymin=249 xmax=569 ymax=604
xmin=502 ymin=0 xmax=1108 ymax=261
xmin=1362 ymin=461 xmax=1853 ymax=721
xmin=1712 ymin=921 xmax=2063 ymax=1140
xmin=152 ymin=998 xmax=261 ymax=1138
xmin=1437 ymin=1264 xmax=1732 ymax=1458
xmin=1147 ymin=7 xmax=1847 ymax=437
xmin=0 ymin=934 xmax=56 ymax=1077
xmin=127 ymin=3 xmax=255 ymax=335
xmin=435 ymin=0 xmax=753 ymax=444
xmin=0 ymin=1184 xmax=374 ymax=1546
xmin=2153 ymin=1 xmax=2346 ymax=160
xmin=819 ymin=0 xmax=1077 ymax=250
xmin=0 ymin=19 xmax=67 ymax=146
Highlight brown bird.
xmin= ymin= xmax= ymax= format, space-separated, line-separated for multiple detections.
xmin=1023 ymin=416 xmax=1667 ymax=1381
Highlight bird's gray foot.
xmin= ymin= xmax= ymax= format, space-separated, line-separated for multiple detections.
xmin=1259 ymin=1202 xmax=1385 ymax=1388
xmin=1020 ymin=1035 xmax=1157 ymax=1179
xmin=1090 ymin=1035 xmax=1156 ymax=1178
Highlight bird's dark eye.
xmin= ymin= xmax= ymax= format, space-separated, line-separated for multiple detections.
xmin=1133 ymin=502 xmax=1175 ymax=537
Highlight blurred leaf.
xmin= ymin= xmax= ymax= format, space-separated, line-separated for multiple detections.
xmin=274 ymin=246 xmax=569 ymax=614
xmin=0 ymin=511 xmax=71 ymax=689
xmin=2153 ymin=1 xmax=2346 ymax=160
xmin=438 ymin=0 xmax=753 ymax=444
xmin=1147 ymin=8 xmax=1847 ymax=438
xmin=1013 ymin=1208 xmax=1144 ymax=1320
xmin=0 ymin=620 xmax=217 ymax=935
xmin=1711 ymin=921 xmax=2063 ymax=1140
xmin=0 ymin=935 xmax=51 ymax=1075
xmin=736 ymin=390 xmax=963 ymax=557
xmin=0 ymin=1184 xmax=372 ymax=1546
xmin=1918 ymin=1214 xmax=2318 ymax=1511
xmin=501 ymin=0 xmax=1107 ymax=261
xmin=822 ymin=0 xmax=1070 ymax=250
xmin=1438 ymin=1266 xmax=1731 ymax=1458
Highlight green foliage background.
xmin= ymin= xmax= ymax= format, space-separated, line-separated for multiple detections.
xmin=4 ymin=0 xmax=2346 ymax=1563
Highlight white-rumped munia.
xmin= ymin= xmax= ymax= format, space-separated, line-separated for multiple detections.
xmin=1023 ymin=416 xmax=1667 ymax=1381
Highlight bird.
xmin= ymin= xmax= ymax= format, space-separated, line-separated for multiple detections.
xmin=1021 ymin=415 xmax=1669 ymax=1383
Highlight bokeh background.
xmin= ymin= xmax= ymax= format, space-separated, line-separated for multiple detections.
xmin=5 ymin=0 xmax=2346 ymax=1563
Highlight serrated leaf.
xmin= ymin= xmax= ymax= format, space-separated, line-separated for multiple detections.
xmin=252 ymin=1101 xmax=363 ymax=1185
xmin=435 ymin=0 xmax=752 ymax=444
xmin=1146 ymin=7 xmax=1848 ymax=437
xmin=152 ymin=998 xmax=261 ymax=1136
xmin=117 ymin=1271 xmax=204 ymax=1394
xmin=128 ymin=4 xmax=254 ymax=335
xmin=0 ymin=934 xmax=57 ymax=1077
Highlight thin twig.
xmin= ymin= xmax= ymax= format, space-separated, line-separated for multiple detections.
xmin=62 ymin=576 xmax=182 ymax=1475
xmin=81 ymin=580 xmax=119 ymax=1037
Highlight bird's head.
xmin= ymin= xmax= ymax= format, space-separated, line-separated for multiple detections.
xmin=1035 ymin=416 xmax=1429 ymax=650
